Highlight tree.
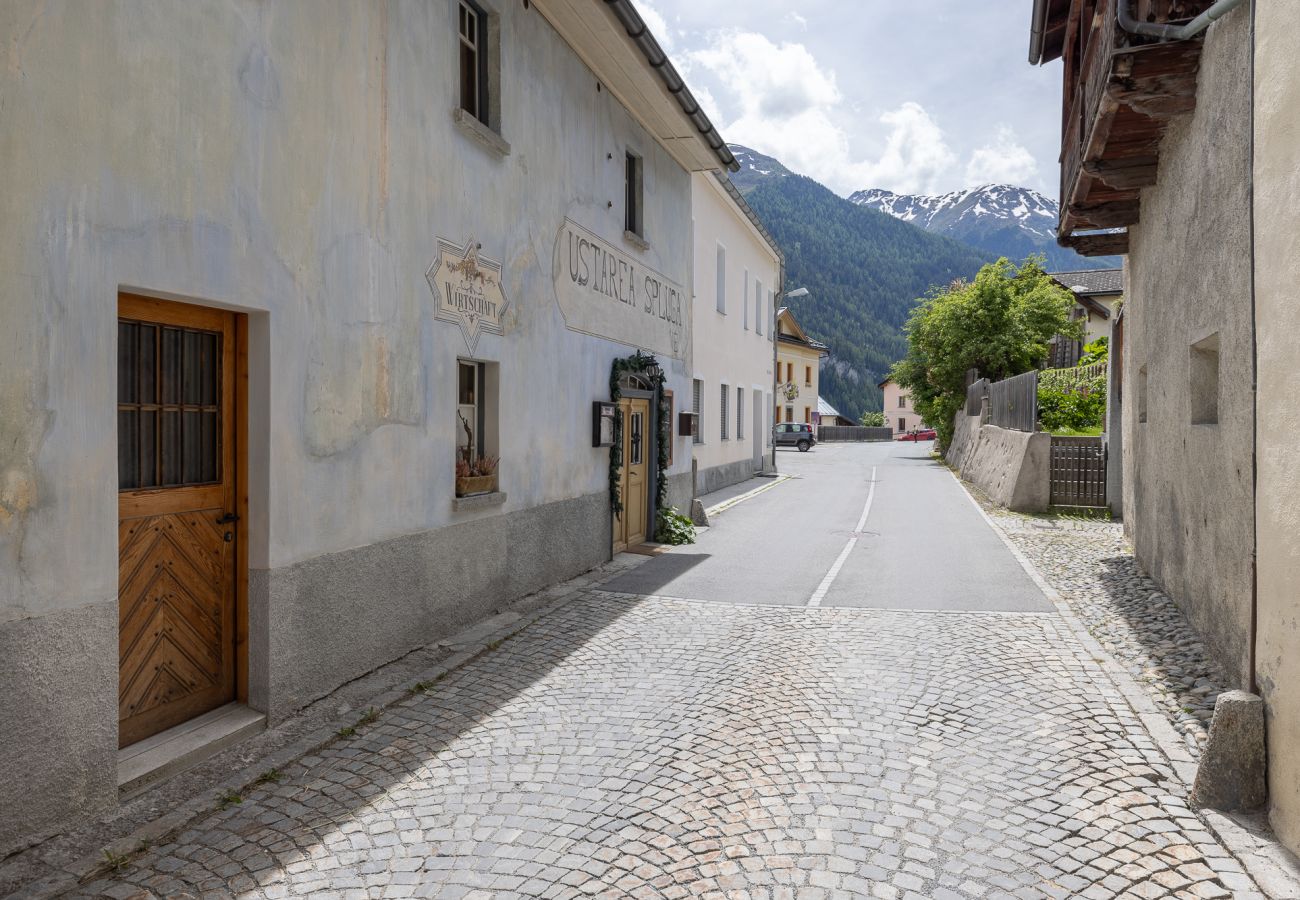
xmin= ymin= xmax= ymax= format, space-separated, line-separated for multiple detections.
xmin=890 ymin=257 xmax=1079 ymax=447
xmin=859 ymin=411 xmax=885 ymax=427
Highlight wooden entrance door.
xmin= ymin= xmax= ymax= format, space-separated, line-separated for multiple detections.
xmin=117 ymin=295 xmax=238 ymax=748
xmin=614 ymin=397 xmax=650 ymax=550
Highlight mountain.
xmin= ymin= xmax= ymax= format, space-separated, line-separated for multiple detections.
xmin=728 ymin=145 xmax=796 ymax=194
xmin=734 ymin=157 xmax=994 ymax=421
xmin=849 ymin=184 xmax=1120 ymax=270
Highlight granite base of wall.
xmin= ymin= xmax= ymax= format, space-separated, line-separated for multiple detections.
xmin=950 ymin=420 xmax=1050 ymax=513
xmin=253 ymin=489 xmax=611 ymax=720
xmin=695 ymin=457 xmax=760 ymax=498
xmin=664 ymin=470 xmax=693 ymax=520
xmin=0 ymin=600 xmax=119 ymax=857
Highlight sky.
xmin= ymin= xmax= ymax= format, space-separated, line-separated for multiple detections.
xmin=637 ymin=0 xmax=1063 ymax=198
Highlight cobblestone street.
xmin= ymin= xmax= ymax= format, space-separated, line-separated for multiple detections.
xmin=79 ymin=590 xmax=1259 ymax=899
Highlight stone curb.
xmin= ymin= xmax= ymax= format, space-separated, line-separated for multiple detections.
xmin=703 ymin=473 xmax=792 ymax=518
xmin=950 ymin=469 xmax=1300 ymax=899
xmin=14 ymin=557 xmax=646 ymax=900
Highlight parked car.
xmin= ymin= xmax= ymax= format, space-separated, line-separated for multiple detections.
xmin=896 ymin=427 xmax=937 ymax=442
xmin=774 ymin=422 xmax=816 ymax=451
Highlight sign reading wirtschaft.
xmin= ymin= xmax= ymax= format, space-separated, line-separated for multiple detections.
xmin=427 ymin=236 xmax=509 ymax=354
xmin=552 ymin=218 xmax=687 ymax=360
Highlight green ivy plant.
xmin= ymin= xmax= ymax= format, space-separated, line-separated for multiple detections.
xmin=654 ymin=506 xmax=697 ymax=545
xmin=608 ymin=351 xmax=670 ymax=520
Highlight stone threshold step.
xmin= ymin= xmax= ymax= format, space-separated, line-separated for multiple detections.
xmin=118 ymin=703 xmax=265 ymax=799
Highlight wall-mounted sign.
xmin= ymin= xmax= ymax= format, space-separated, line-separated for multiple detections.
xmin=426 ymin=236 xmax=509 ymax=354
xmin=552 ymin=218 xmax=687 ymax=360
xmin=592 ymin=401 xmax=617 ymax=448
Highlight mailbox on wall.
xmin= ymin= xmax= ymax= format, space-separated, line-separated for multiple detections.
xmin=592 ymin=401 xmax=617 ymax=447
xmin=678 ymin=411 xmax=698 ymax=438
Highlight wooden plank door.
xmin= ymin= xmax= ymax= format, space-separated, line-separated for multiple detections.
xmin=614 ymin=398 xmax=649 ymax=550
xmin=117 ymin=295 xmax=237 ymax=748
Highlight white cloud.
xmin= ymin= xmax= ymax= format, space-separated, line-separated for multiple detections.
xmin=852 ymin=103 xmax=959 ymax=196
xmin=787 ymin=11 xmax=808 ymax=29
xmin=636 ymin=0 xmax=674 ymax=52
xmin=964 ymin=126 xmax=1040 ymax=187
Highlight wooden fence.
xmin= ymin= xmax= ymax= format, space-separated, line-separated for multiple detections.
xmin=988 ymin=370 xmax=1038 ymax=432
xmin=1049 ymin=436 xmax=1107 ymax=507
xmin=818 ymin=426 xmax=893 ymax=442
xmin=965 ymin=378 xmax=989 ymax=417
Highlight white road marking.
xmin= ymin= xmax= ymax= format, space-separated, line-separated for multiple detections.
xmin=704 ymin=474 xmax=793 ymax=517
xmin=808 ymin=466 xmax=877 ymax=607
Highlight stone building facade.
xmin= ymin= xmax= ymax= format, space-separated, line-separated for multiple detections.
xmin=0 ymin=0 xmax=732 ymax=854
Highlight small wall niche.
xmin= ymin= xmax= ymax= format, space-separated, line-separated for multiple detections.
xmin=1189 ymin=333 xmax=1220 ymax=426
xmin=1138 ymin=364 xmax=1149 ymax=424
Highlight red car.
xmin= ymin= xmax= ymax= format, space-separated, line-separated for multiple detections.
xmin=896 ymin=427 xmax=937 ymax=442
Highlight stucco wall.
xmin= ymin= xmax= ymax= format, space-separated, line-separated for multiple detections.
xmin=1253 ymin=0 xmax=1300 ymax=856
xmin=690 ymin=174 xmax=778 ymax=478
xmin=881 ymin=381 xmax=926 ymax=435
xmin=0 ymin=0 xmax=699 ymax=850
xmin=1120 ymin=8 xmax=1254 ymax=688
xmin=777 ymin=341 xmax=821 ymax=425
xmin=950 ymin=422 xmax=1050 ymax=514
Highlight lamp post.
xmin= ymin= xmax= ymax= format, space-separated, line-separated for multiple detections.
xmin=772 ymin=286 xmax=810 ymax=472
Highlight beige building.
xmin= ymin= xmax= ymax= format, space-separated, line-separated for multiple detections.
xmin=689 ymin=173 xmax=782 ymax=494
xmin=775 ymin=308 xmax=827 ymax=427
xmin=0 ymin=0 xmax=732 ymax=854
xmin=1045 ymin=269 xmax=1122 ymax=367
xmin=1032 ymin=0 xmax=1300 ymax=856
xmin=878 ymin=377 xmax=926 ymax=437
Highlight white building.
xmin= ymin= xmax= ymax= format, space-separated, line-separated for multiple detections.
xmin=689 ymin=173 xmax=783 ymax=494
xmin=0 ymin=0 xmax=735 ymax=853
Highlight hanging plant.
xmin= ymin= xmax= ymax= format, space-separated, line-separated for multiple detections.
xmin=608 ymin=351 xmax=670 ymax=519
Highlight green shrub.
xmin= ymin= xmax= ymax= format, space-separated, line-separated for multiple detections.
xmin=859 ymin=411 xmax=885 ymax=427
xmin=655 ymin=506 xmax=697 ymax=545
xmin=1038 ymin=376 xmax=1105 ymax=432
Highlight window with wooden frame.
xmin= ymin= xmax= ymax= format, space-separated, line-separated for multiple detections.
xmin=624 ymin=151 xmax=643 ymax=238
xmin=459 ymin=0 xmax=489 ymax=126
xmin=805 ymin=365 xmax=812 ymax=386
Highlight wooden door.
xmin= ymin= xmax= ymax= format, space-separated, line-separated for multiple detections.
xmin=614 ymin=398 xmax=649 ymax=550
xmin=117 ymin=295 xmax=237 ymax=748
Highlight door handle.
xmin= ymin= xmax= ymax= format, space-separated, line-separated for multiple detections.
xmin=217 ymin=512 xmax=240 ymax=524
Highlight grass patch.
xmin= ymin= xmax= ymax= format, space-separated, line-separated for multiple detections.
xmin=101 ymin=849 xmax=131 ymax=873
xmin=216 ymin=790 xmax=242 ymax=810
xmin=1046 ymin=425 xmax=1103 ymax=437
xmin=254 ymin=768 xmax=284 ymax=786
xmin=357 ymin=707 xmax=379 ymax=727
xmin=408 ymin=673 xmax=448 ymax=695
xmin=336 ymin=725 xmax=356 ymax=738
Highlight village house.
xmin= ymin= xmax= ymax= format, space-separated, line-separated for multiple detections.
xmin=1031 ymin=0 xmax=1300 ymax=855
xmin=0 ymin=0 xmax=736 ymax=854
xmin=775 ymin=307 xmax=828 ymax=427
xmin=878 ymin=377 xmax=926 ymax=437
xmin=1044 ymin=268 xmax=1122 ymax=368
xmin=689 ymin=173 xmax=781 ymax=494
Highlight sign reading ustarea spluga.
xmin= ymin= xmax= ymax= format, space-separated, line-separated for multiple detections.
xmin=552 ymin=218 xmax=686 ymax=360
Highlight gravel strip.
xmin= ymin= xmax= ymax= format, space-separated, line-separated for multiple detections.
xmin=973 ymin=493 xmax=1229 ymax=757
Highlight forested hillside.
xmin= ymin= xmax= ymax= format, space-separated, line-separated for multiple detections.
xmin=745 ymin=174 xmax=992 ymax=420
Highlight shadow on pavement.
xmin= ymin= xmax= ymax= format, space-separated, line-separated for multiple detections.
xmin=598 ymin=552 xmax=710 ymax=597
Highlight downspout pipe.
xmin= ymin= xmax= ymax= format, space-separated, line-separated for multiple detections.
xmin=1117 ymin=0 xmax=1246 ymax=42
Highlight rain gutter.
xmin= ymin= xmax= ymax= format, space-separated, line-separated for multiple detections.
xmin=1117 ymin=0 xmax=1246 ymax=41
xmin=604 ymin=0 xmax=739 ymax=172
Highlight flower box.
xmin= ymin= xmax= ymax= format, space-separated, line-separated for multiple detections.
xmin=455 ymin=473 xmax=498 ymax=497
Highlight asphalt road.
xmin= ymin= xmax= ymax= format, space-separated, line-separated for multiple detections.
xmin=602 ymin=440 xmax=1053 ymax=611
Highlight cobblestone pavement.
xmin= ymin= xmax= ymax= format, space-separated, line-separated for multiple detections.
xmin=74 ymin=592 xmax=1261 ymax=899
xmin=979 ymin=504 xmax=1229 ymax=756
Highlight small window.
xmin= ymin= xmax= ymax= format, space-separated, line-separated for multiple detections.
xmin=786 ymin=362 xmax=793 ymax=383
xmin=1138 ymin=364 xmax=1149 ymax=424
xmin=743 ymin=270 xmax=750 ymax=330
xmin=624 ymin=151 xmax=643 ymax=238
xmin=805 ymin=365 xmax=812 ymax=386
xmin=737 ymin=386 xmax=744 ymax=440
xmin=755 ymin=280 xmax=764 ymax=335
xmin=630 ymin=411 xmax=644 ymax=465
xmin=1190 ymin=334 xmax=1219 ymax=425
xmin=785 ymin=405 xmax=794 ymax=422
xmin=767 ymin=393 xmax=773 ymax=445
xmin=456 ymin=358 xmax=498 ymax=480
xmin=720 ymin=384 xmax=729 ymax=440
xmin=692 ymin=378 xmax=704 ymax=445
xmin=716 ymin=245 xmax=726 ymax=314
xmin=768 ymin=290 xmax=775 ymax=342
xmin=898 ymin=418 xmax=906 ymax=432
xmin=459 ymin=1 xmax=489 ymax=125
xmin=804 ymin=407 xmax=811 ymax=423
xmin=899 ymin=394 xmax=907 ymax=409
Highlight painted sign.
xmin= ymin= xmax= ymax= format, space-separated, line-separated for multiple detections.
xmin=426 ymin=236 xmax=508 ymax=354
xmin=552 ymin=218 xmax=687 ymax=360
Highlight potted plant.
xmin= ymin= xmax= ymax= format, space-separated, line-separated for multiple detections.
xmin=455 ymin=455 xmax=499 ymax=496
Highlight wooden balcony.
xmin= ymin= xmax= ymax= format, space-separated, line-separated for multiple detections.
xmin=1055 ymin=0 xmax=1212 ymax=256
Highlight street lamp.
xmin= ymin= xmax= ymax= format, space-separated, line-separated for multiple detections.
xmin=772 ymin=285 xmax=811 ymax=472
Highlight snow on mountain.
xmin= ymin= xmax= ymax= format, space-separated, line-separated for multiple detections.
xmin=850 ymin=184 xmax=1059 ymax=241
xmin=850 ymin=184 xmax=1117 ymax=270
xmin=727 ymin=145 xmax=796 ymax=194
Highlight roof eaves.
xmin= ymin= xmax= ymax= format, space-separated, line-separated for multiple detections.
xmin=604 ymin=1 xmax=738 ymax=172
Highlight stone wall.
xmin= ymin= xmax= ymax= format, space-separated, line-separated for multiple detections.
xmin=1121 ymin=10 xmax=1254 ymax=689
xmin=947 ymin=420 xmax=1050 ymax=514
